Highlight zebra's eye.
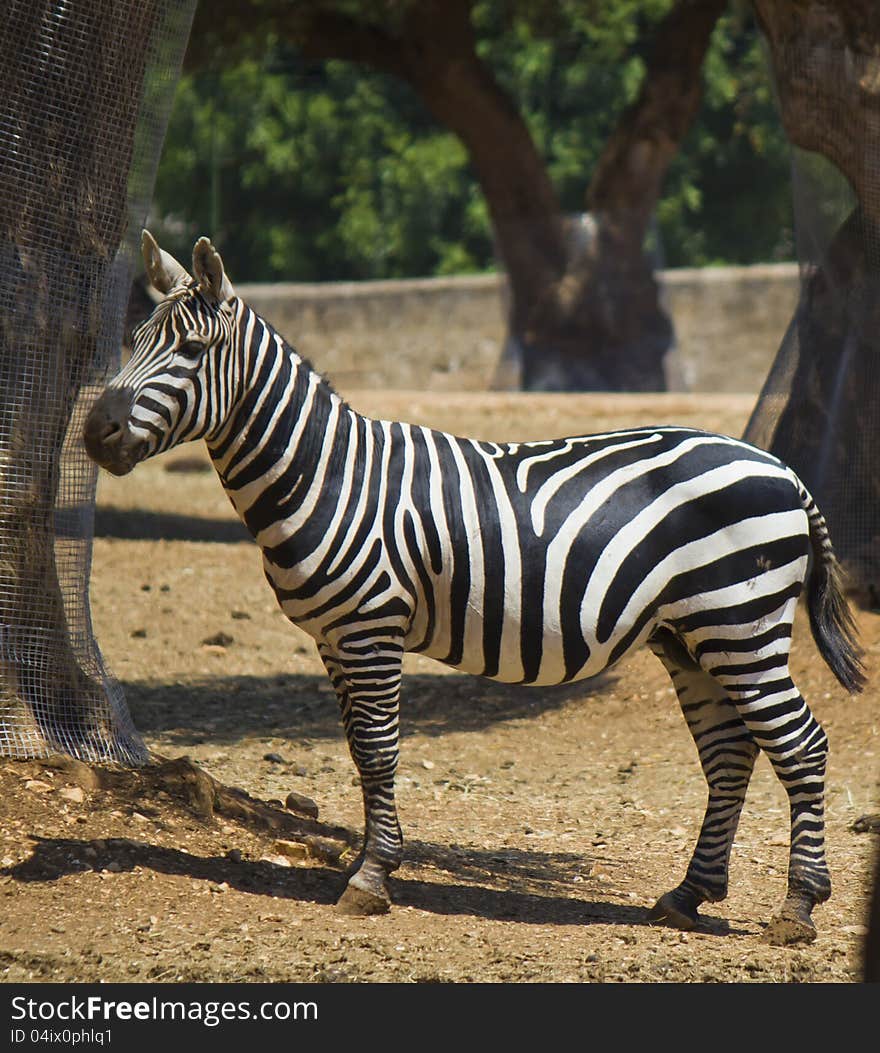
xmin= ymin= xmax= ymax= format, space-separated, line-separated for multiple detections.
xmin=175 ymin=340 xmax=204 ymax=360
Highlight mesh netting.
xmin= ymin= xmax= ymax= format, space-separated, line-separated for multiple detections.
xmin=0 ymin=1 xmax=195 ymax=763
xmin=744 ymin=32 xmax=880 ymax=594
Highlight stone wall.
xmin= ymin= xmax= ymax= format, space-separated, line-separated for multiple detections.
xmin=236 ymin=261 xmax=800 ymax=393
xmin=660 ymin=263 xmax=800 ymax=393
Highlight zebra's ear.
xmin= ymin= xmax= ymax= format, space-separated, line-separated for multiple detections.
xmin=141 ymin=230 xmax=190 ymax=295
xmin=192 ymin=236 xmax=235 ymax=302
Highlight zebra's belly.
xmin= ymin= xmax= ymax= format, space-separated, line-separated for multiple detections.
xmin=410 ymin=607 xmax=656 ymax=687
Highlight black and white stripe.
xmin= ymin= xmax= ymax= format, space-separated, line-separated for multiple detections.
xmin=84 ymin=233 xmax=865 ymax=940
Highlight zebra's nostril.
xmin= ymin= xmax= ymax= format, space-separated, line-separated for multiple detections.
xmin=99 ymin=420 xmax=123 ymax=444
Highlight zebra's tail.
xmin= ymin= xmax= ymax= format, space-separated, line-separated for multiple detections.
xmin=800 ymin=484 xmax=866 ymax=694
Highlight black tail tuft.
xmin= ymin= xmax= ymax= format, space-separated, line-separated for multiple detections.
xmin=805 ymin=510 xmax=866 ymax=695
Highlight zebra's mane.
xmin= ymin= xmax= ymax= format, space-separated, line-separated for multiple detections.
xmin=241 ymin=299 xmax=350 ymax=415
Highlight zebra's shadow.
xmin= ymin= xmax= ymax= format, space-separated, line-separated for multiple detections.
xmin=6 ymin=834 xmax=735 ymax=932
xmin=123 ymin=671 xmax=617 ymax=744
xmin=92 ymin=507 xmax=250 ymax=543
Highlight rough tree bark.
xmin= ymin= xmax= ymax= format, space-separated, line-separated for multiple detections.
xmin=747 ymin=1 xmax=880 ymax=589
xmin=192 ymin=0 xmax=725 ymax=391
xmin=0 ymin=1 xmax=160 ymax=756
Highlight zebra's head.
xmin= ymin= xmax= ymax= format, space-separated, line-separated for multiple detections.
xmin=83 ymin=231 xmax=237 ymax=475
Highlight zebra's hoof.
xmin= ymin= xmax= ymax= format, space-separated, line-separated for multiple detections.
xmin=336 ymin=882 xmax=391 ymax=916
xmin=646 ymin=890 xmax=701 ymax=931
xmin=763 ymin=906 xmax=817 ymax=946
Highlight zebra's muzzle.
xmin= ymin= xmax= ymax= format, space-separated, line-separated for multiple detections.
xmin=83 ymin=387 xmax=148 ymax=476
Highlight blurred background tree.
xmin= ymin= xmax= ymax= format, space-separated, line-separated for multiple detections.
xmin=150 ymin=0 xmax=793 ymax=389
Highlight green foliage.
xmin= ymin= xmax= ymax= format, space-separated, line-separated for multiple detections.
xmin=153 ymin=1 xmax=793 ymax=281
xmin=153 ymin=52 xmax=488 ymax=281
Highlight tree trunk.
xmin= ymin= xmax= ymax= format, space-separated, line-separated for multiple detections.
xmin=746 ymin=1 xmax=880 ymax=591
xmin=0 ymin=0 xmax=183 ymax=758
xmin=269 ymin=0 xmax=725 ymax=390
xmin=754 ymin=0 xmax=880 ymax=223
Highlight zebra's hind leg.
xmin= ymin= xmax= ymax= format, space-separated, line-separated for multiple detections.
xmin=646 ymin=629 xmax=759 ymax=932
xmin=702 ymin=639 xmax=831 ymax=945
xmin=319 ymin=640 xmax=404 ymax=916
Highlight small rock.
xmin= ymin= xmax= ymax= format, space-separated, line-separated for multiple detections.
xmin=24 ymin=780 xmax=53 ymax=794
xmin=226 ymin=849 xmax=243 ymax=864
xmin=851 ymin=814 xmax=880 ymax=834
xmin=273 ymin=839 xmax=310 ymax=863
xmin=842 ymin=924 xmax=868 ymax=937
xmin=259 ymin=854 xmax=292 ymax=868
xmin=58 ymin=786 xmax=85 ymax=804
xmin=202 ymin=631 xmax=234 ymax=647
xmin=231 ymin=610 xmax=251 ymax=620
xmin=116 ymin=837 xmax=147 ymax=849
xmin=420 ymin=758 xmax=435 ymax=770
xmin=43 ymin=755 xmax=100 ymax=790
xmin=303 ymin=835 xmax=350 ymax=865
xmin=140 ymin=584 xmax=152 ymax=592
xmin=263 ymin=752 xmax=286 ymax=764
xmin=103 ymin=861 xmax=123 ymax=873
xmin=285 ymin=790 xmax=319 ymax=819
xmin=210 ymin=881 xmax=230 ymax=893
xmin=131 ymin=628 xmax=147 ymax=639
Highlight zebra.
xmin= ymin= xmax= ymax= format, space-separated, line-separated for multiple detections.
xmin=84 ymin=231 xmax=865 ymax=944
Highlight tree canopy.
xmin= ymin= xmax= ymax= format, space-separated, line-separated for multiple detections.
xmin=152 ymin=0 xmax=793 ymax=283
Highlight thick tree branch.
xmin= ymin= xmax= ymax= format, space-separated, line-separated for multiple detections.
xmin=589 ymin=0 xmax=728 ymax=231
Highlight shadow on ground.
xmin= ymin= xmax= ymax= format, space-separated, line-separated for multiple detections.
xmin=94 ymin=508 xmax=250 ymax=543
xmin=123 ymin=671 xmax=614 ymax=744
xmin=5 ymin=833 xmax=690 ymax=930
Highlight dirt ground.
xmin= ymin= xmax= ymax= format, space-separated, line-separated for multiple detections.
xmin=1 ymin=392 xmax=879 ymax=984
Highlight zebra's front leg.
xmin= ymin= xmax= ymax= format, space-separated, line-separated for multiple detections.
xmin=647 ymin=631 xmax=759 ymax=931
xmin=319 ymin=640 xmax=404 ymax=916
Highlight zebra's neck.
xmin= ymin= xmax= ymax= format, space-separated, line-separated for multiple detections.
xmin=205 ymin=302 xmax=353 ymax=550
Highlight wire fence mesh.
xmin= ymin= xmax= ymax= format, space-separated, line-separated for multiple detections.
xmin=0 ymin=0 xmax=195 ymax=762
xmin=745 ymin=32 xmax=880 ymax=594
